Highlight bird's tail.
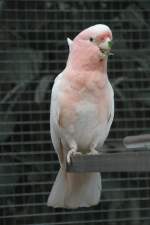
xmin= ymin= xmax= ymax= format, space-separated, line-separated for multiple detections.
xmin=47 ymin=167 xmax=101 ymax=208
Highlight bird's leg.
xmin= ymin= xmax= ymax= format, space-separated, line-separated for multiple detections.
xmin=67 ymin=146 xmax=82 ymax=164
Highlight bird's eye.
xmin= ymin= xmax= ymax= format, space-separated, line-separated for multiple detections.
xmin=89 ymin=37 xmax=94 ymax=42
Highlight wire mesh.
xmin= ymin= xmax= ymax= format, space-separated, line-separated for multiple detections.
xmin=0 ymin=0 xmax=150 ymax=224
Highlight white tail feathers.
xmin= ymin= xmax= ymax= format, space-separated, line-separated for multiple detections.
xmin=47 ymin=168 xmax=101 ymax=208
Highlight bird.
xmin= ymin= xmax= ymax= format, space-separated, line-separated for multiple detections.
xmin=47 ymin=24 xmax=114 ymax=208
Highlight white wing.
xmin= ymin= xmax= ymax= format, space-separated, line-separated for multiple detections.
xmin=50 ymin=72 xmax=64 ymax=164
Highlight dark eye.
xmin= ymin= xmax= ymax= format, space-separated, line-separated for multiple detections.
xmin=89 ymin=37 xmax=94 ymax=42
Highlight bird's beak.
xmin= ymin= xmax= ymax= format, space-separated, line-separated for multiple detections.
xmin=99 ymin=39 xmax=113 ymax=57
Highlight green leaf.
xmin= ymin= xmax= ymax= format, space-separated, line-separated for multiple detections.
xmin=34 ymin=75 xmax=50 ymax=104
xmin=108 ymin=41 xmax=113 ymax=49
xmin=0 ymin=48 xmax=42 ymax=84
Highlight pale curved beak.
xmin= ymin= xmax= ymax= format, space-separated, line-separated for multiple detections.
xmin=99 ymin=39 xmax=113 ymax=56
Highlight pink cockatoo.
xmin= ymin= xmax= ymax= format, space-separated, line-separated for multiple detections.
xmin=47 ymin=24 xmax=114 ymax=208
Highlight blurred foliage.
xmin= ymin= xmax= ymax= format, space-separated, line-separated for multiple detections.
xmin=0 ymin=0 xmax=150 ymax=225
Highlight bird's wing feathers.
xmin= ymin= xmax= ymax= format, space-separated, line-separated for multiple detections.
xmin=50 ymin=72 xmax=64 ymax=164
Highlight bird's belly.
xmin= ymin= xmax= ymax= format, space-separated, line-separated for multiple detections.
xmin=68 ymin=101 xmax=106 ymax=152
xmin=59 ymin=81 xmax=114 ymax=153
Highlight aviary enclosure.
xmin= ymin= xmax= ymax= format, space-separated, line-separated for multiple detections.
xmin=0 ymin=0 xmax=150 ymax=224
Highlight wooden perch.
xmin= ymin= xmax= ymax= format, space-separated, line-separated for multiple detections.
xmin=66 ymin=135 xmax=150 ymax=173
xmin=66 ymin=150 xmax=150 ymax=173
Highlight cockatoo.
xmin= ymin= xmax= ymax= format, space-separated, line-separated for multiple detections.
xmin=47 ymin=24 xmax=114 ymax=208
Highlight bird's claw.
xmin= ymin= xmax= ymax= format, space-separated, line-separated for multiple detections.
xmin=67 ymin=149 xmax=82 ymax=164
xmin=87 ymin=149 xmax=99 ymax=155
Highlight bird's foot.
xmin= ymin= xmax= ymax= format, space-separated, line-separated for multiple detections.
xmin=67 ymin=149 xmax=82 ymax=164
xmin=87 ymin=149 xmax=99 ymax=155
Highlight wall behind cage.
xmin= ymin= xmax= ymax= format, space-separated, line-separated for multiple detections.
xmin=0 ymin=0 xmax=150 ymax=225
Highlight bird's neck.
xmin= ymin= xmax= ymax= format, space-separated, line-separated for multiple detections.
xmin=67 ymin=44 xmax=108 ymax=75
xmin=65 ymin=55 xmax=108 ymax=90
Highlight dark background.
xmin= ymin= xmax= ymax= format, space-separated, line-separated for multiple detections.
xmin=0 ymin=0 xmax=150 ymax=224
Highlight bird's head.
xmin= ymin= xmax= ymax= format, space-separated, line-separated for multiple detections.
xmin=67 ymin=24 xmax=112 ymax=71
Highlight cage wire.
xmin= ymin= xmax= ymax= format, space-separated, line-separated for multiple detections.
xmin=0 ymin=0 xmax=150 ymax=224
